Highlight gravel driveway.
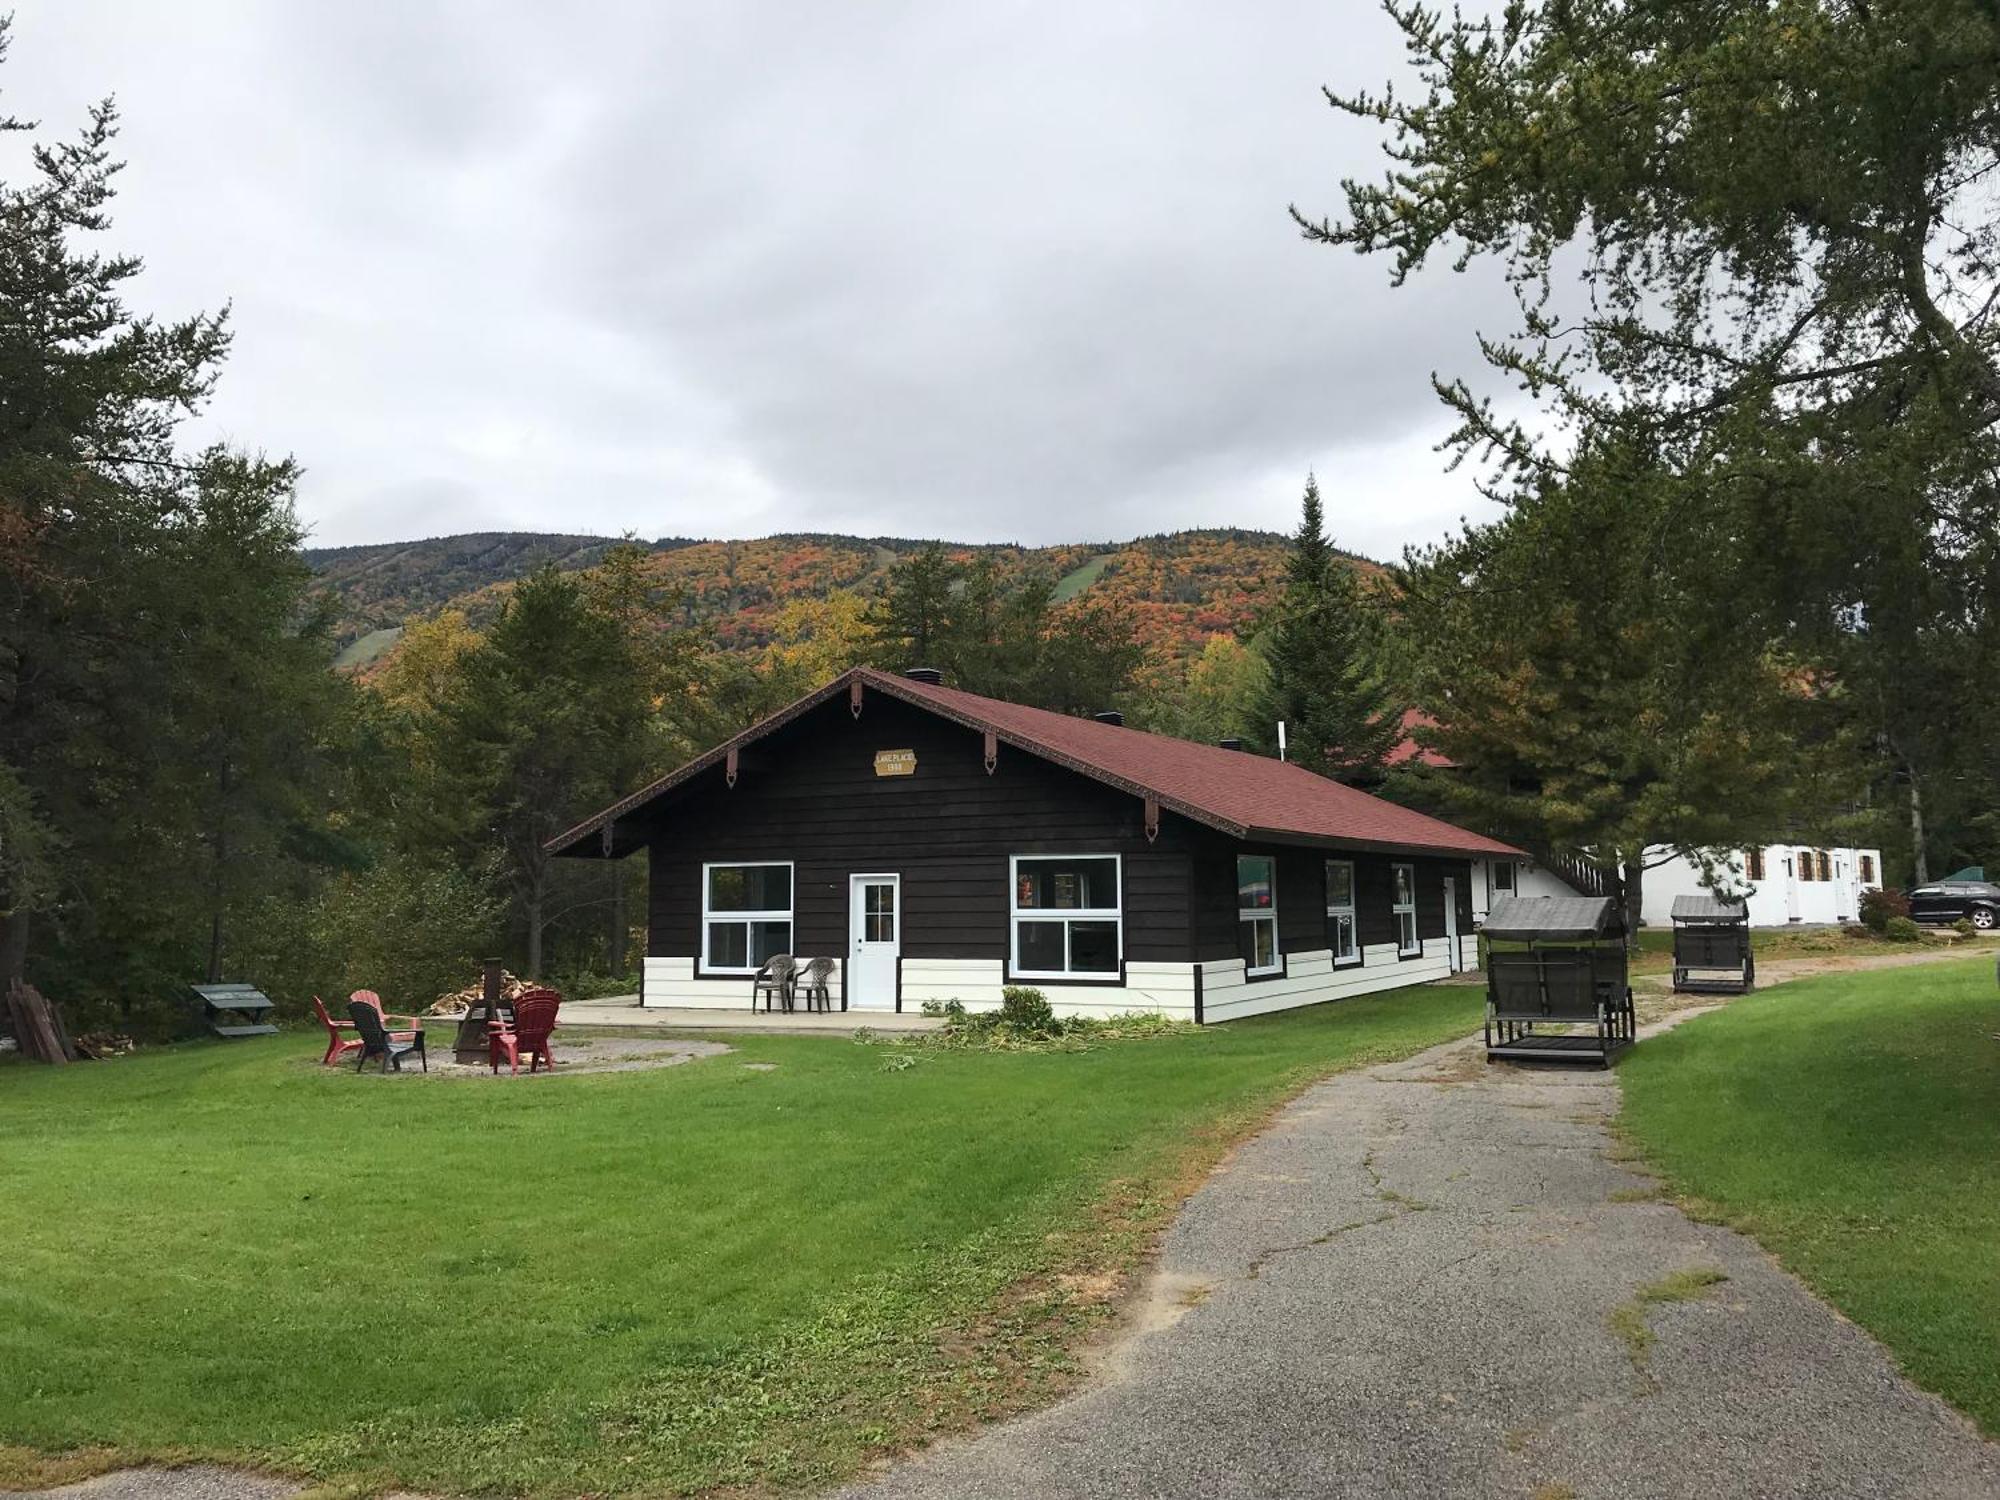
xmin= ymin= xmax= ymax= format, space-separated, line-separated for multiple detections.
xmin=841 ymin=1028 xmax=2000 ymax=1500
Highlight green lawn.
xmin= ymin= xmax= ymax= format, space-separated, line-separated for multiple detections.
xmin=1620 ymin=957 xmax=2000 ymax=1434
xmin=0 ymin=985 xmax=1480 ymax=1497
xmin=1624 ymin=923 xmax=1966 ymax=975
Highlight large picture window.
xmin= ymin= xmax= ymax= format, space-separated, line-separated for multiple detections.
xmin=702 ymin=862 xmax=793 ymax=973
xmin=1392 ymin=862 xmax=1420 ymax=957
xmin=1011 ymin=855 xmax=1121 ymax=978
xmin=1325 ymin=859 xmax=1359 ymax=966
xmin=1238 ymin=855 xmax=1280 ymax=976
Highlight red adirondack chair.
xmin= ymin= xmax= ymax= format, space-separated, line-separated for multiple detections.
xmin=311 ymin=994 xmax=365 ymax=1067
xmin=489 ymin=988 xmax=561 ymax=1075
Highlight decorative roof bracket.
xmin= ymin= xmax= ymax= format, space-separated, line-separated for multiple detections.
xmin=850 ymin=680 xmax=865 ymax=719
xmin=1144 ymin=795 xmax=1160 ymax=843
xmin=983 ymin=729 xmax=998 ymax=775
xmin=725 ymin=747 xmax=739 ymax=788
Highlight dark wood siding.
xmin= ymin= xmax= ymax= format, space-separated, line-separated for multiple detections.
xmin=642 ymin=694 xmax=1198 ymax=966
xmin=1186 ymin=825 xmax=1474 ymax=963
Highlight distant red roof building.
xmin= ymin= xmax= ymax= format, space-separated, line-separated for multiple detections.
xmin=1386 ymin=708 xmax=1456 ymax=770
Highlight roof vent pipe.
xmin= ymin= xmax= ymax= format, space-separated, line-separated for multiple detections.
xmin=1093 ymin=710 xmax=1125 ymax=726
xmin=1218 ymin=737 xmax=1244 ymax=751
xmin=903 ymin=666 xmax=944 ymax=685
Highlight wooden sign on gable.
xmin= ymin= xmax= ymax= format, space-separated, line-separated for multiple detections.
xmin=873 ymin=748 xmax=918 ymax=778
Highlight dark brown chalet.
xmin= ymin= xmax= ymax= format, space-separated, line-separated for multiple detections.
xmin=549 ymin=667 xmax=1522 ymax=1022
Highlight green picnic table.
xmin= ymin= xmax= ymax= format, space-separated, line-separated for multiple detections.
xmin=192 ymin=982 xmax=278 ymax=1038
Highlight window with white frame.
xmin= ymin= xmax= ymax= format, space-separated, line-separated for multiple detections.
xmin=1010 ymin=855 xmax=1121 ymax=977
xmin=702 ymin=862 xmax=793 ymax=973
xmin=1238 ymin=855 xmax=1280 ymax=975
xmin=1392 ymin=862 xmax=1420 ymax=957
xmin=1325 ymin=859 xmax=1359 ymax=966
xmin=1491 ymin=860 xmax=1516 ymax=897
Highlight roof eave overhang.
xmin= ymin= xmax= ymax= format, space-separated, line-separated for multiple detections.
xmin=1239 ymin=826 xmax=1525 ymax=861
xmin=546 ymin=665 xmax=1520 ymax=863
xmin=544 ymin=665 xmax=1250 ymax=857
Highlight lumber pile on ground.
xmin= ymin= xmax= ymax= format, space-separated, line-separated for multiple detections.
xmin=5 ymin=979 xmax=76 ymax=1064
xmin=75 ymin=1032 xmax=135 ymax=1059
xmin=427 ymin=969 xmax=533 ymax=1018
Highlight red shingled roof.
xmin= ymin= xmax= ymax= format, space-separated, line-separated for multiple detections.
xmin=1386 ymin=708 xmax=1456 ymax=769
xmin=548 ymin=666 xmax=1521 ymax=859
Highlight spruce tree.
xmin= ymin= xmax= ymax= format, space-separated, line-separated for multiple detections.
xmin=0 ymin=39 xmax=346 ymax=1004
xmin=1251 ymin=476 xmax=1399 ymax=780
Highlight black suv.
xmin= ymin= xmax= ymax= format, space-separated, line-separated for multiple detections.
xmin=1908 ymin=880 xmax=2000 ymax=930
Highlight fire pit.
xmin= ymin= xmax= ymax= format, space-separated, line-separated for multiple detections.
xmin=451 ymin=958 xmax=514 ymax=1065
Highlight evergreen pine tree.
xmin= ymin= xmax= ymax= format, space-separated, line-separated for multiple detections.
xmin=1251 ymin=476 xmax=1399 ymax=780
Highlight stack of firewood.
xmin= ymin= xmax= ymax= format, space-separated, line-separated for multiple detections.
xmin=75 ymin=1032 xmax=135 ymax=1059
xmin=426 ymin=969 xmax=534 ymax=1018
xmin=4 ymin=979 xmax=75 ymax=1064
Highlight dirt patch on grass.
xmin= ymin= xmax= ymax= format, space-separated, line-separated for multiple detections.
xmin=332 ymin=1035 xmax=733 ymax=1081
xmin=0 ymin=1446 xmax=132 ymax=1492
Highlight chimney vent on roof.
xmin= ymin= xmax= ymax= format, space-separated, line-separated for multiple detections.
xmin=1218 ymin=737 xmax=1245 ymax=751
xmin=1093 ymin=710 xmax=1124 ymax=726
xmin=903 ymin=666 xmax=944 ymax=685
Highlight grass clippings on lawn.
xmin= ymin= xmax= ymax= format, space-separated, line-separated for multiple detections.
xmin=0 ymin=983 xmax=1481 ymax=1497
xmin=1619 ymin=956 xmax=2000 ymax=1434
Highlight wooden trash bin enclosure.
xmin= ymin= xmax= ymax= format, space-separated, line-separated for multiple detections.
xmin=1481 ymin=896 xmax=1636 ymax=1067
xmin=1669 ymin=893 xmax=1754 ymax=995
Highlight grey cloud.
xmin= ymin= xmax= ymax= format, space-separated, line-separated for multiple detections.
xmin=9 ymin=0 xmax=1517 ymax=554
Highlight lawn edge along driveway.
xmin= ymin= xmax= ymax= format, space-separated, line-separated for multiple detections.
xmin=1618 ymin=955 xmax=2000 ymax=1440
xmin=0 ymin=983 xmax=1482 ymax=1499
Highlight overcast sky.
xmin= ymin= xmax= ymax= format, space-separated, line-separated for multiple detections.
xmin=8 ymin=2 xmax=1519 ymax=559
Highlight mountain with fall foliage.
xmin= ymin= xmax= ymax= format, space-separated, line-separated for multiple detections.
xmin=306 ymin=528 xmax=1384 ymax=671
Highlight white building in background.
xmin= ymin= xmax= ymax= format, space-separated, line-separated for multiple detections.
xmin=1639 ymin=844 xmax=1885 ymax=928
xmin=1471 ymin=844 xmax=1887 ymax=929
xmin=1471 ymin=854 xmax=1595 ymax=923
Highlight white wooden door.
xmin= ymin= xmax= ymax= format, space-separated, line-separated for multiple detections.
xmin=848 ymin=874 xmax=900 ymax=1010
xmin=1442 ymin=878 xmax=1460 ymax=972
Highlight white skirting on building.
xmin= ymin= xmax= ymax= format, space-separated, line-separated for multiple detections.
xmin=1199 ymin=938 xmax=1458 ymax=1023
xmin=642 ymin=938 xmax=1465 ymax=1023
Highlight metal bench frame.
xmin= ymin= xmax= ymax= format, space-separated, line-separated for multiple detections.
xmin=1484 ymin=944 xmax=1636 ymax=1066
xmin=1670 ymin=909 xmax=1754 ymax=996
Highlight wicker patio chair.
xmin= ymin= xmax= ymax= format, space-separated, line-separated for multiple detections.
xmin=796 ymin=957 xmax=836 ymax=1013
xmin=751 ymin=954 xmax=798 ymax=1013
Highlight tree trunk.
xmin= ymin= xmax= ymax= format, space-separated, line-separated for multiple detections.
xmin=526 ymin=887 xmax=544 ymax=981
xmin=1908 ymin=771 xmax=1930 ymax=885
xmin=1 ymin=905 xmax=27 ymax=986
xmin=1621 ymin=852 xmax=1646 ymax=953
xmin=205 ymin=757 xmax=230 ymax=984
xmin=607 ymin=858 xmax=625 ymax=976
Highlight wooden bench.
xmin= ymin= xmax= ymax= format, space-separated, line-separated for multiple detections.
xmin=192 ymin=982 xmax=278 ymax=1038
